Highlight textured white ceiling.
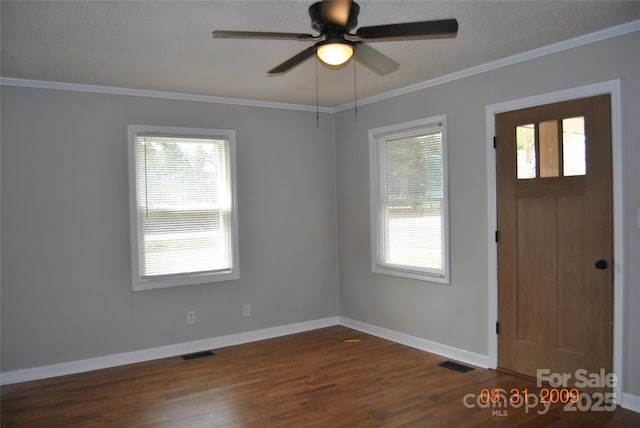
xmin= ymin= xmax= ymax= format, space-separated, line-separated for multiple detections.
xmin=2 ymin=0 xmax=640 ymax=107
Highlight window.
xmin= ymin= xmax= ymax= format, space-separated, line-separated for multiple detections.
xmin=128 ymin=125 xmax=239 ymax=291
xmin=369 ymin=116 xmax=450 ymax=283
xmin=516 ymin=117 xmax=586 ymax=179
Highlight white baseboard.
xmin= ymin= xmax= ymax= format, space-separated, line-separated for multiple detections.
xmin=0 ymin=316 xmax=339 ymax=385
xmin=0 ymin=316 xmax=490 ymax=385
xmin=9 ymin=314 xmax=637 ymax=415
xmin=0 ymin=316 xmax=493 ymax=385
xmin=339 ymin=317 xmax=491 ymax=369
xmin=622 ymin=392 xmax=640 ymax=413
xmin=339 ymin=317 xmax=640 ymax=415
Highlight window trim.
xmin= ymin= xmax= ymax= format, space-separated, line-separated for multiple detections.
xmin=127 ymin=125 xmax=240 ymax=291
xmin=368 ymin=115 xmax=450 ymax=284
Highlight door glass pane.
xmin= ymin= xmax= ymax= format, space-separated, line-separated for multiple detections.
xmin=516 ymin=124 xmax=536 ymax=179
xmin=539 ymin=120 xmax=559 ymax=177
xmin=562 ymin=117 xmax=586 ymax=176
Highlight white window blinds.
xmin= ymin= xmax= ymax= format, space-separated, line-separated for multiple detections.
xmin=128 ymin=126 xmax=238 ymax=290
xmin=370 ymin=117 xmax=449 ymax=283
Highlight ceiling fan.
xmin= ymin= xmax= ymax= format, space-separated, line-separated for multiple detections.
xmin=212 ymin=0 xmax=458 ymax=75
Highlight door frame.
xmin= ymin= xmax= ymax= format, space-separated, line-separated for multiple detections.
xmin=485 ymin=80 xmax=623 ymax=400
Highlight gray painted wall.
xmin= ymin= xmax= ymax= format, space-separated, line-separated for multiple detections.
xmin=334 ymin=31 xmax=640 ymax=395
xmin=1 ymin=30 xmax=638 ymax=398
xmin=1 ymin=88 xmax=338 ymax=370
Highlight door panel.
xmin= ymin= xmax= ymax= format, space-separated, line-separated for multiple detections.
xmin=557 ymin=196 xmax=586 ymax=355
xmin=496 ymin=94 xmax=612 ymax=388
xmin=516 ymin=196 xmax=557 ymax=348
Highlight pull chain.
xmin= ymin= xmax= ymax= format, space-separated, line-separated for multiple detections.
xmin=315 ymin=55 xmax=319 ymax=128
xmin=353 ymin=57 xmax=358 ymax=123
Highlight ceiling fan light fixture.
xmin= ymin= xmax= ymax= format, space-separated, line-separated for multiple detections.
xmin=316 ymin=42 xmax=354 ymax=66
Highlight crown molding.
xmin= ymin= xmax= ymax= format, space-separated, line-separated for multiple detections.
xmin=335 ymin=19 xmax=640 ymax=112
xmin=0 ymin=77 xmax=335 ymax=114
xmin=2 ymin=19 xmax=638 ymax=113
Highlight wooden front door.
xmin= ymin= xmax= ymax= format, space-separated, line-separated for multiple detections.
xmin=496 ymin=94 xmax=613 ymax=384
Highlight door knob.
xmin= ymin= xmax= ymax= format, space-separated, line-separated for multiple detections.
xmin=595 ymin=259 xmax=608 ymax=270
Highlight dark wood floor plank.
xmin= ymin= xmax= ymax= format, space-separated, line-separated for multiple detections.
xmin=2 ymin=326 xmax=639 ymax=427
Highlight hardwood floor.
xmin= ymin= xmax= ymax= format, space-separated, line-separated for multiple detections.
xmin=2 ymin=326 xmax=639 ymax=427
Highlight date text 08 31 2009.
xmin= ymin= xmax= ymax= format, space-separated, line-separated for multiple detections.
xmin=463 ymin=387 xmax=616 ymax=415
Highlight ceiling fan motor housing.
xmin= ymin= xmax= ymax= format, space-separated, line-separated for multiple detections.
xmin=309 ymin=1 xmax=360 ymax=32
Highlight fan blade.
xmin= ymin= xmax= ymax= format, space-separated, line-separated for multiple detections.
xmin=212 ymin=30 xmax=315 ymax=41
xmin=268 ymin=46 xmax=316 ymax=74
xmin=322 ymin=0 xmax=353 ymax=27
xmin=354 ymin=44 xmax=399 ymax=76
xmin=356 ymin=19 xmax=458 ymax=41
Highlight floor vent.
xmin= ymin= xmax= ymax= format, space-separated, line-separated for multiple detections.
xmin=438 ymin=360 xmax=474 ymax=373
xmin=181 ymin=351 xmax=215 ymax=360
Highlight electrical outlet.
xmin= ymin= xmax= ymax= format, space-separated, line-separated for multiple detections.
xmin=187 ymin=310 xmax=196 ymax=325
xmin=242 ymin=304 xmax=251 ymax=317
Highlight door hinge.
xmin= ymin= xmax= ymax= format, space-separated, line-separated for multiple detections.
xmin=495 ymin=230 xmax=500 ymax=243
xmin=493 ymin=136 xmax=496 ymax=149
xmin=496 ymin=322 xmax=500 ymax=334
